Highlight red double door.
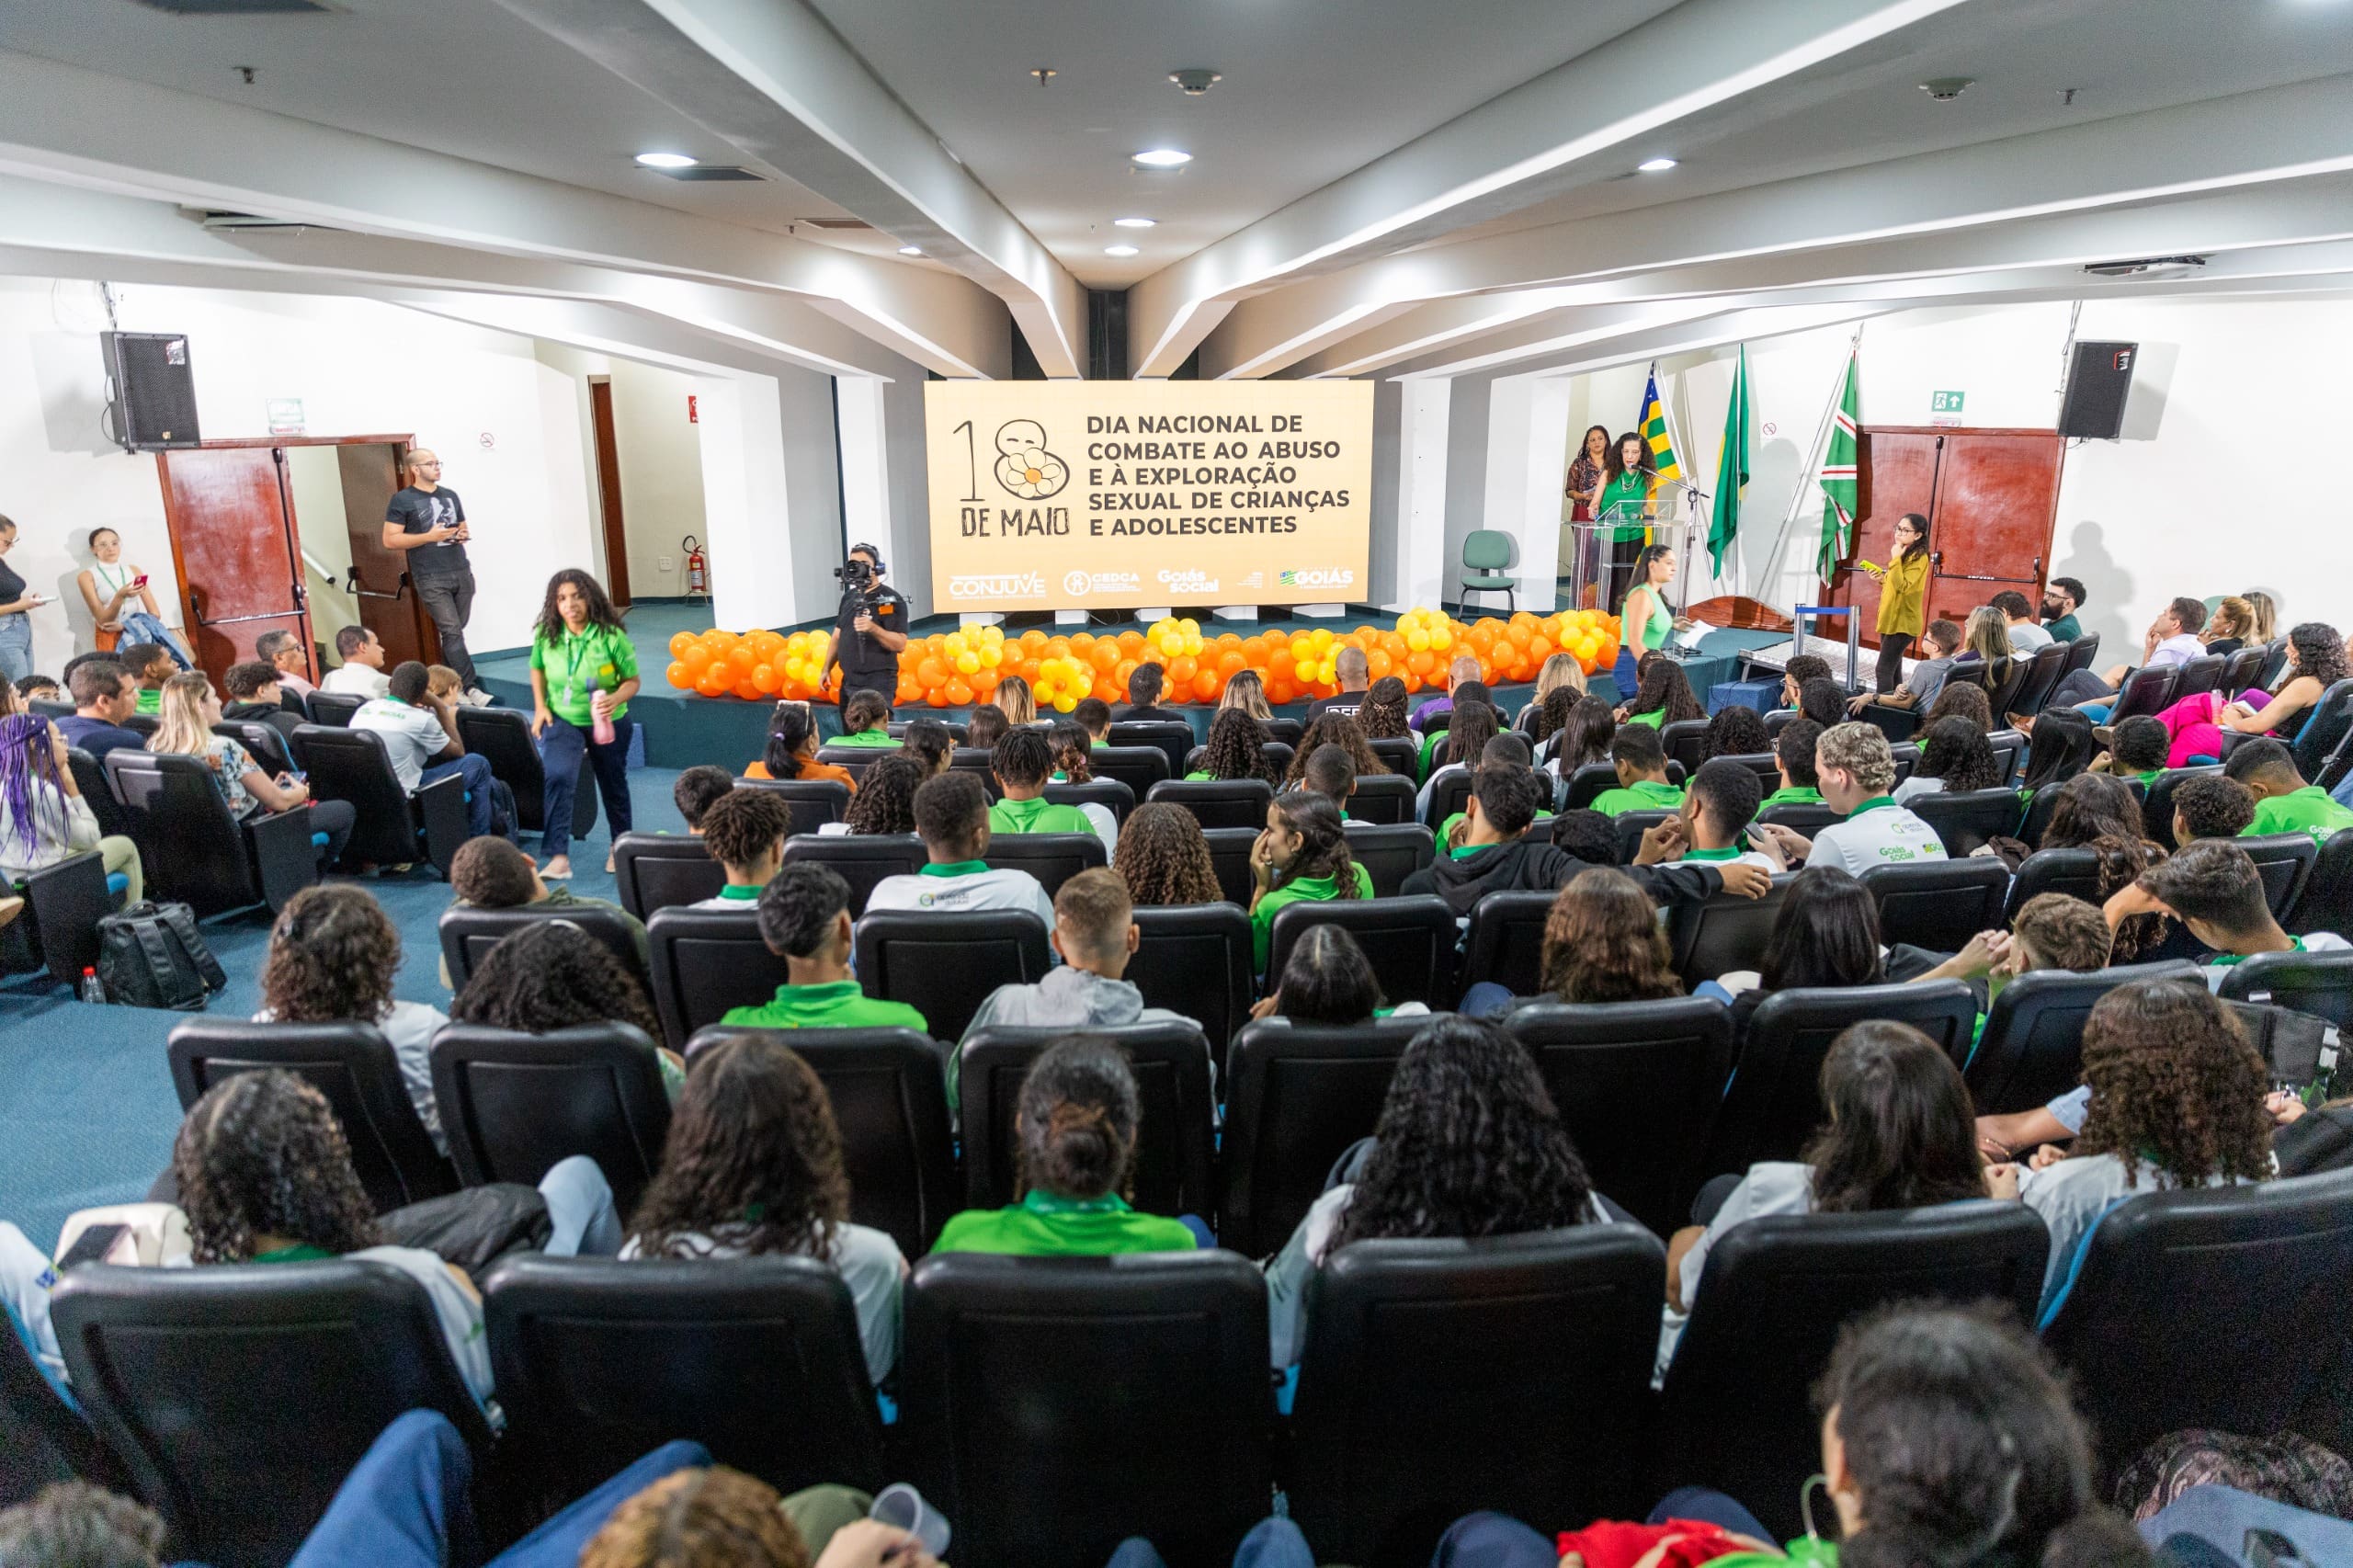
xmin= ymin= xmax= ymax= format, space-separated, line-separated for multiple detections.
xmin=1832 ymin=426 xmax=2065 ymax=646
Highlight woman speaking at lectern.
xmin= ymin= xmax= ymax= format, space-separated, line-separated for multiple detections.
xmin=1596 ymin=431 xmax=1655 ymax=609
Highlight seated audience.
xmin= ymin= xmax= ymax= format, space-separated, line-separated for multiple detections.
xmin=1699 ymin=702 xmax=1770 ymax=761
xmin=1661 ymin=757 xmax=1777 ymax=872
xmin=1511 ymin=651 xmax=1586 ymax=731
xmin=1919 ymin=893 xmax=2113 ymax=1062
xmin=257 ymin=884 xmax=448 ymax=1150
xmin=1618 ymin=656 xmax=1704 ymax=731
xmin=1777 ymin=653 xmax=1832 ymax=710
xmin=2003 ymin=978 xmax=2275 ymax=1319
xmin=932 ymin=1038 xmax=1198 ymax=1256
xmin=1264 ymin=1017 xmax=1605 ymax=1367
xmin=2172 ymin=772 xmax=2256 ymax=842
xmin=1795 ymin=676 xmax=1849 ymax=729
xmin=993 ymin=674 xmax=1039 ymax=727
xmin=1522 ymin=866 xmax=1685 ymax=1009
xmin=2042 ymin=575 xmax=2087 ymax=641
xmin=2017 ymin=705 xmax=2097 ymax=799
xmin=899 ymin=716 xmax=954 ymax=775
xmin=620 ymin=1034 xmax=904 ymax=1385
xmin=1660 ymin=1021 xmax=1993 ymax=1367
xmin=959 ymin=868 xmax=1192 ymax=1106
xmin=11 ymin=676 xmax=55 ymax=707
xmin=2201 ymin=593 xmax=2256 ymax=657
xmin=1410 ymin=655 xmax=1484 ymax=732
xmin=1220 ymin=668 xmax=1275 ymax=722
xmin=1354 ymin=675 xmax=1411 ymax=741
xmin=352 ymin=660 xmax=498 ymax=841
xmin=450 ymin=917 xmax=666 ymax=1042
xmin=1046 ymin=720 xmax=1092 ymax=782
xmin=1701 ymin=865 xmax=1883 ymax=1019
xmin=114 ymin=642 xmax=178 ymax=717
xmin=1113 ymin=801 xmax=1223 ymax=904
xmin=2049 ymin=594 xmax=2210 ymax=710
xmin=866 ymin=771 xmax=1054 ymax=922
xmin=1415 ymin=698 xmax=1499 ymax=801
xmin=835 ymin=753 xmax=924 ymax=835
xmin=583 ymin=1465 xmax=940 ymax=1568
xmin=1922 ymin=676 xmax=1995 ymax=733
xmin=319 ymin=625 xmax=391 ymax=699
xmin=1247 ymin=791 xmax=1371 ymax=971
xmin=1247 ymin=924 xmax=1427 ymax=1027
xmin=720 ymin=862 xmax=929 ymax=1032
xmin=2031 ymin=773 xmax=2169 ymax=960
xmin=1311 ymin=645 xmax=1375 ymax=722
xmin=1996 ymin=589 xmax=2053 ymax=653
xmin=54 ymin=657 xmax=144 ymax=759
xmin=1847 ymin=617 xmax=1964 ymax=717
xmin=1113 ymin=660 xmax=1184 ymax=723
xmin=151 ymin=672 xmax=354 ymax=868
xmin=831 ymin=689 xmax=897 ymax=747
xmin=1951 ymin=607 xmax=2018 ymax=701
xmin=1072 ymin=696 xmax=1112 ymax=744
xmin=990 ymin=726 xmax=1115 ymax=851
xmin=222 ymin=659 xmax=303 ymax=749
xmin=746 ymin=700 xmax=855 ymax=790
xmin=2103 ymin=838 xmax=2348 ymax=983
xmin=442 ymin=835 xmax=646 ymax=986
xmin=963 ymin=704 xmax=1009 ymax=750
xmin=1543 ymin=693 xmax=1619 ymax=778
xmin=0 ymin=709 xmax=142 ymax=903
xmin=1188 ymin=706 xmax=1280 ymax=783
xmin=1299 ymin=742 xmax=1360 ymax=820
xmin=1587 ymin=722 xmax=1683 ymax=817
xmin=689 ymin=788 xmax=792 ymax=909
xmin=2096 ymin=714 xmax=2172 ymax=784
xmin=1892 ymin=714 xmax=2001 ymax=804
xmin=670 ymin=764 xmax=734 ymax=833
xmin=1404 ymin=761 xmax=1576 ymax=913
xmin=426 ymin=664 xmax=464 ymax=708
xmin=1753 ymin=722 xmax=1948 ymax=875
xmin=2223 ymin=736 xmax=2353 ymax=844
xmin=1433 ymin=734 xmax=1549 ymax=847
xmin=255 ymin=627 xmax=316 ymax=700
xmin=1758 ymin=717 xmax=1824 ymax=809
xmin=1280 ymin=711 xmax=1385 ymax=788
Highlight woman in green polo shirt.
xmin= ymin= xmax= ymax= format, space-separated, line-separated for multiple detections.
xmin=1596 ymin=430 xmax=1654 ymax=612
xmin=529 ymin=569 xmax=639 ymax=879
xmin=1248 ymin=792 xmax=1373 ymax=972
xmin=932 ymin=1039 xmax=1198 ymax=1256
xmin=832 ymin=687 xmax=901 ymax=746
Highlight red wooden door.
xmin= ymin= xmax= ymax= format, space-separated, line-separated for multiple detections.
xmin=1921 ymin=431 xmax=2063 ymax=629
xmin=339 ymin=443 xmax=441 ymax=669
xmin=1840 ymin=430 xmax=1942 ymax=648
xmin=155 ymin=447 xmax=313 ymax=686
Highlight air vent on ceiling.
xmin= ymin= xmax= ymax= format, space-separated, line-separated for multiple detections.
xmin=802 ymin=217 xmax=873 ymax=229
xmin=131 ymin=0 xmax=334 ymax=14
xmin=2083 ymin=256 xmax=2207 ymax=278
xmin=648 ymin=165 xmax=766 ymax=182
xmin=186 ymin=209 xmax=340 ymax=234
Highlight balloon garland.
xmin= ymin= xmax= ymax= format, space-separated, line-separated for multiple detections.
xmin=665 ymin=608 xmax=1622 ymax=706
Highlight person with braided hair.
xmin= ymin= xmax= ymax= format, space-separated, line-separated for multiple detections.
xmin=1112 ymin=801 xmax=1222 ymax=905
xmin=1047 ymin=719 xmax=1094 ymax=782
xmin=931 ymin=1038 xmax=1198 ymax=1256
xmin=1247 ymin=791 xmax=1370 ymax=971
xmin=1279 ymin=710 xmax=1385 ymax=788
xmin=835 ymin=754 xmax=924 ymax=836
xmin=990 ymin=725 xmax=1115 ymax=852
xmin=1355 ymin=676 xmax=1410 ymax=741
xmin=746 ymin=700 xmax=854 ymax=790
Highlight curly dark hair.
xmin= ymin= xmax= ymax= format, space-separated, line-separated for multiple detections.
xmin=1438 ymin=699 xmax=1500 ymax=772
xmin=579 ymin=1466 xmax=809 ymax=1568
xmin=1198 ymin=707 xmax=1278 ymax=782
xmin=1630 ymin=658 xmax=1706 ymax=727
xmin=1797 ymin=676 xmax=1847 ymax=729
xmin=2172 ymin=774 xmax=2256 ymax=842
xmin=1803 ymin=1021 xmax=1984 ymax=1215
xmin=449 ymin=920 xmax=663 ymax=1040
xmin=1048 ymin=720 xmax=1094 ymax=783
xmin=1357 ymin=676 xmax=1410 ymax=739
xmin=1330 ymin=1017 xmax=1594 ymax=1248
xmin=1539 ymin=866 xmax=1679 ymax=1002
xmin=259 ymin=885 xmax=399 ymax=1026
xmin=2042 ymin=774 xmax=2168 ymax=960
xmin=1701 ymin=703 xmax=1771 ymax=760
xmin=1913 ymin=715 xmax=2003 ymax=793
xmin=2073 ymin=978 xmax=2274 ymax=1188
xmin=174 ymin=1071 xmax=381 ymax=1264
xmin=2284 ymin=620 xmax=2347 ymax=691
xmin=532 ymin=568 xmax=625 ymax=646
xmin=627 ymin=1035 xmax=847 ymax=1260
xmin=2107 ymin=715 xmax=2170 ymax=775
xmin=1267 ymin=790 xmax=1363 ymax=899
xmin=1115 ymin=801 xmax=1222 ymax=904
xmin=1922 ymin=680 xmax=1992 ymax=732
xmin=843 ymin=754 xmax=926 ymax=835
xmin=1281 ymin=712 xmax=1383 ymax=786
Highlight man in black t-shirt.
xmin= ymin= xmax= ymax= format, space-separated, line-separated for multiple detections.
xmin=382 ymin=449 xmax=489 ymax=704
xmin=1306 ymin=645 xmax=1371 ymax=722
xmin=823 ymin=542 xmax=909 ymax=719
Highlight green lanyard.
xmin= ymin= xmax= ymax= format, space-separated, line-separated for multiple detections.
xmin=555 ymin=628 xmax=602 ymax=706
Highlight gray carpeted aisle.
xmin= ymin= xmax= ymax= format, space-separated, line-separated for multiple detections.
xmin=0 ymin=767 xmax=688 ymax=1252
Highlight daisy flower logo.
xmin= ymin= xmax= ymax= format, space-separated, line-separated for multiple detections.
xmin=992 ymin=418 xmax=1070 ymax=500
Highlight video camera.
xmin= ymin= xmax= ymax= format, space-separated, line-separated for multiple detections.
xmin=834 ymin=549 xmax=889 ymax=619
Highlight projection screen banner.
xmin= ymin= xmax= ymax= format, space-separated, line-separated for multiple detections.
xmin=924 ymin=380 xmax=1373 ymax=611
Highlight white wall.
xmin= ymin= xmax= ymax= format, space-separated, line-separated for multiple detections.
xmin=605 ymin=359 xmax=708 ymax=600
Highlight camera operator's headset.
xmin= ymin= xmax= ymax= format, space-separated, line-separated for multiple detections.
xmin=845 ymin=543 xmax=893 ymax=621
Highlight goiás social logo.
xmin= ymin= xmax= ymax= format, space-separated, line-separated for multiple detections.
xmin=1155 ymin=568 xmax=1221 ymax=596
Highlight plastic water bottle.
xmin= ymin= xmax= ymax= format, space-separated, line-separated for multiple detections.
xmin=587 ymin=672 xmax=617 ymax=747
xmin=80 ymin=966 xmax=108 ymax=1006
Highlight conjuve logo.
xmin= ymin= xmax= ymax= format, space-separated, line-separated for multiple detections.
xmin=949 ymin=572 xmax=1044 ymax=599
xmin=1279 ymin=567 xmax=1356 ymax=589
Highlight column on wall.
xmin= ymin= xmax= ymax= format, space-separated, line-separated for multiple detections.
xmin=835 ymin=377 xmax=896 ymax=592
xmin=694 ymin=372 xmax=797 ymax=632
xmin=1478 ymin=375 xmax=1573 ymax=609
xmin=1387 ymin=379 xmax=1451 ymax=612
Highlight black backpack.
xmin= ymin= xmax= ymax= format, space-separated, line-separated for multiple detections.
xmin=94 ymin=901 xmax=228 ymax=1010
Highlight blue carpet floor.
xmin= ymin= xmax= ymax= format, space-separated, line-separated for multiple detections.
xmin=0 ymin=767 xmax=689 ymax=1253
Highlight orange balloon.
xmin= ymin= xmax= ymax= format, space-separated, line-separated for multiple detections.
xmin=1267 ymin=678 xmax=1296 ymax=705
xmin=1365 ymin=648 xmax=1394 ymax=679
xmin=752 ymin=663 xmax=782 ymax=694
xmin=1095 ymin=675 xmax=1124 ymax=702
xmin=1117 ymin=630 xmax=1146 ymax=653
xmin=679 ymin=643 xmax=712 ymax=674
xmin=1192 ymin=668 xmax=1222 ymax=702
xmin=1217 ymin=651 xmax=1246 ymax=677
xmin=1072 ymin=632 xmax=1096 ymax=652
xmin=1017 ymin=657 xmax=1042 ymax=682
xmin=943 ymin=678 xmax=974 ymax=706
xmin=1268 ymin=649 xmax=1296 ymax=681
xmin=926 ymin=685 xmax=950 ymax=708
xmin=916 ymin=658 xmax=948 ymax=688
xmin=668 ymin=631 xmax=698 ymax=658
xmin=696 ymin=667 xmax=730 ymax=697
xmin=665 ymin=660 xmax=694 ymax=689
xmin=1166 ymin=654 xmax=1198 ymax=685
xmin=898 ymin=675 xmax=924 ymax=704
xmin=1406 ymin=650 xmax=1436 ymax=676
xmin=1114 ymin=658 xmax=1141 ymax=690
xmin=728 ymin=645 xmax=758 ymax=675
xmin=1020 ymin=629 xmax=1050 ymax=651
xmin=732 ymin=678 xmax=762 ymax=701
xmin=1241 ymin=636 xmax=1268 ymax=661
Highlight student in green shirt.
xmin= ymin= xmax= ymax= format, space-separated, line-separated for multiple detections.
xmin=719 ymin=861 xmax=930 ymax=1034
xmin=121 ymin=641 xmax=175 ymax=715
xmin=1073 ymin=696 xmax=1113 ymax=747
xmin=830 ymin=687 xmax=901 ymax=747
xmin=438 ymin=835 xmax=647 ymax=990
xmin=2224 ymin=738 xmax=2353 ymax=845
xmin=1757 ymin=718 xmax=1826 ymax=810
xmin=1586 ymin=722 xmax=1685 ymax=817
xmin=1248 ymin=791 xmax=1375 ymax=971
xmin=1300 ymin=743 xmax=1366 ymax=824
xmin=1616 ymin=653 xmax=1704 ymax=733
xmin=2095 ymin=714 xmax=2170 ymax=789
xmin=1187 ymin=707 xmax=1280 ymax=783
xmin=528 ymin=569 xmax=641 ymax=879
xmin=689 ymin=788 xmax=793 ymax=910
xmin=932 ymin=1038 xmax=1198 ymax=1256
xmin=989 ymin=727 xmax=1112 ymax=851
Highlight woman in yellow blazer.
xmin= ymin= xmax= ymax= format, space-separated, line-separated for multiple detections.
xmin=1857 ymin=511 xmax=1930 ymax=694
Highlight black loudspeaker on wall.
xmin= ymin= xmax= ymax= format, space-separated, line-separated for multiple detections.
xmin=2059 ymin=339 xmax=2137 ymax=441
xmin=100 ymin=331 xmax=202 ymax=450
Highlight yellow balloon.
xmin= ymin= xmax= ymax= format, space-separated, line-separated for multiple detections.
xmin=1309 ymin=628 xmax=1334 ymax=652
xmin=980 ymin=644 xmax=1003 ymax=667
xmin=1178 ymin=618 xmax=1199 ymax=636
xmin=1430 ymin=627 xmax=1454 ymax=652
xmin=955 ymin=651 xmax=980 ymax=675
xmin=1054 ymin=694 xmax=1078 ymax=712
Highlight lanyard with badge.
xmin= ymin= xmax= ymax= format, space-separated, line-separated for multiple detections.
xmin=555 ymin=628 xmax=604 ymax=710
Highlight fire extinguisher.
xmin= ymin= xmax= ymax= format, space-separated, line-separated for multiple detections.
xmin=682 ymin=535 xmax=709 ymax=600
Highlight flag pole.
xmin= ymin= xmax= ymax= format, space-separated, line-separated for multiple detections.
xmin=1761 ymin=324 xmax=1866 ymax=584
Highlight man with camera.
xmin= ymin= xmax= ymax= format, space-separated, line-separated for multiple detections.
xmin=823 ymin=542 xmax=909 ymax=720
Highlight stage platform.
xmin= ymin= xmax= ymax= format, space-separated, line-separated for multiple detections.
xmin=474 ymin=602 xmax=1790 ymax=770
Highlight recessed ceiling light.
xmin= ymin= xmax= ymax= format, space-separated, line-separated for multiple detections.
xmin=1131 ymin=148 xmax=1192 ymax=168
xmin=1114 ymin=217 xmax=1156 ymax=229
xmin=897 ymin=245 xmax=924 ymax=256
xmin=1105 ymin=244 xmax=1141 ymax=256
xmin=1636 ymin=156 xmax=1678 ymax=173
xmin=633 ymin=152 xmax=699 ymax=169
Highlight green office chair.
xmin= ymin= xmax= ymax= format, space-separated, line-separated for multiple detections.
xmin=1461 ymin=529 xmax=1517 ymax=613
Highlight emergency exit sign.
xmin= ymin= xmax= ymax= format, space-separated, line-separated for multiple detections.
xmin=1930 ymin=390 xmax=1965 ymax=413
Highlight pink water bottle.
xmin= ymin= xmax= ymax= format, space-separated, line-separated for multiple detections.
xmin=587 ymin=672 xmax=617 ymax=746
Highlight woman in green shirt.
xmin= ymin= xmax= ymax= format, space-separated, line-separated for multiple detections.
xmin=932 ymin=1039 xmax=1198 ymax=1256
xmin=1248 ymin=791 xmax=1374 ymax=971
xmin=529 ymin=569 xmax=639 ymax=879
xmin=1612 ymin=544 xmax=1688 ymax=702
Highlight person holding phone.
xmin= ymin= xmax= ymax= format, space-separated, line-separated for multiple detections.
xmin=1852 ymin=511 xmax=1929 ymax=694
xmin=383 ymin=448 xmax=493 ymax=707
xmin=77 ymin=527 xmax=192 ymax=667
xmin=147 ymin=671 xmax=353 ymax=870
xmin=0 ymin=516 xmax=47 ymax=685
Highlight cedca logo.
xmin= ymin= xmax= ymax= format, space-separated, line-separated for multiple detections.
xmin=994 ymin=419 xmax=1069 ymax=500
xmin=1063 ymin=570 xmax=1093 ymax=597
